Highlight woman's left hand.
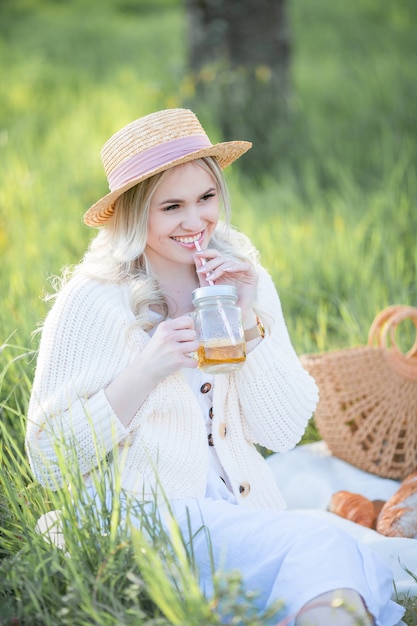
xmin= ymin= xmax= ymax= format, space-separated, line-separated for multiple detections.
xmin=194 ymin=248 xmax=258 ymax=316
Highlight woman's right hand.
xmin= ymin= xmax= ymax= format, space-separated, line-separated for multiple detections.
xmin=139 ymin=315 xmax=199 ymax=381
xmin=105 ymin=315 xmax=199 ymax=427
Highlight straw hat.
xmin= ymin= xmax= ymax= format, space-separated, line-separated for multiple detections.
xmin=84 ymin=108 xmax=252 ymax=227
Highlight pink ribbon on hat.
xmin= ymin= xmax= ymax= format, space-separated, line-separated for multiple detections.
xmin=108 ymin=134 xmax=212 ymax=191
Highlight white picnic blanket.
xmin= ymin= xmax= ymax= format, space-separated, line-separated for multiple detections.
xmin=266 ymin=441 xmax=417 ymax=597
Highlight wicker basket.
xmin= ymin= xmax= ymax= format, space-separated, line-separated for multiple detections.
xmin=300 ymin=305 xmax=417 ymax=479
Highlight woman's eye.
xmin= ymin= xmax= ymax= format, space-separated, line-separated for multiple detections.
xmin=201 ymin=192 xmax=215 ymax=201
xmin=163 ymin=204 xmax=180 ymax=211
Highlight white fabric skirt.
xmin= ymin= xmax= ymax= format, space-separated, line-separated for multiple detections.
xmin=84 ymin=465 xmax=404 ymax=626
xmin=160 ymin=495 xmax=404 ymax=626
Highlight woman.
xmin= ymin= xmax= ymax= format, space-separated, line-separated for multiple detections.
xmin=26 ymin=108 xmax=404 ymax=625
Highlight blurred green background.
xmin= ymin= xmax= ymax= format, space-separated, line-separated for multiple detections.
xmin=1 ymin=0 xmax=416 ymax=356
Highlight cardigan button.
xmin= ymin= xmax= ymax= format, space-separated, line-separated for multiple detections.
xmin=209 ymin=406 xmax=214 ymax=419
xmin=200 ymin=382 xmax=212 ymax=394
xmin=239 ymin=482 xmax=250 ymax=496
xmin=208 ymin=433 xmax=214 ymax=447
xmin=219 ymin=422 xmax=227 ymax=438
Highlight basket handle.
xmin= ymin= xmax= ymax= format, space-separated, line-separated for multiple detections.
xmin=368 ymin=305 xmax=417 ymax=358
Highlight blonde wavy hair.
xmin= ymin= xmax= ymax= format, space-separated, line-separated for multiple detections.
xmin=70 ymin=157 xmax=261 ymax=331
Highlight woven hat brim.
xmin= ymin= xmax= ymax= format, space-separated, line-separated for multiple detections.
xmin=84 ymin=140 xmax=252 ymax=227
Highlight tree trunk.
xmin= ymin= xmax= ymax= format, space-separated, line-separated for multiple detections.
xmin=185 ymin=0 xmax=292 ymax=175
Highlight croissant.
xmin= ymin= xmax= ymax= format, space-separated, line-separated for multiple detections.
xmin=329 ymin=491 xmax=378 ymax=528
xmin=376 ymin=471 xmax=417 ymax=538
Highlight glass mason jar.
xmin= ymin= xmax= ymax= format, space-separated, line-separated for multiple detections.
xmin=192 ymin=285 xmax=246 ymax=374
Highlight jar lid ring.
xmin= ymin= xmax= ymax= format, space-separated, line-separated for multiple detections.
xmin=192 ymin=284 xmax=237 ymax=304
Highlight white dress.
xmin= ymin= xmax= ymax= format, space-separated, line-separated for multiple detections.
xmin=105 ymin=365 xmax=404 ymax=626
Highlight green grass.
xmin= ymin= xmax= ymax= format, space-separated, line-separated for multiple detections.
xmin=1 ymin=0 xmax=417 ymax=622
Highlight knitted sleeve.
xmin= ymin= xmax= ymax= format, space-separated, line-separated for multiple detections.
xmin=233 ymin=267 xmax=319 ymax=451
xmin=25 ymin=276 xmax=132 ymax=489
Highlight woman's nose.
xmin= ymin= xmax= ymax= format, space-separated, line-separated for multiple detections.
xmin=181 ymin=207 xmax=204 ymax=231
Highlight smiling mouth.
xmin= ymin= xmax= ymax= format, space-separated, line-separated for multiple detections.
xmin=171 ymin=232 xmax=203 ymax=245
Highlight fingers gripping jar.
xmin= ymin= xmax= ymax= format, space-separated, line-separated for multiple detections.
xmin=192 ymin=285 xmax=246 ymax=374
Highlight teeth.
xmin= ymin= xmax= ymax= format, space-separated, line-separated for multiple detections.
xmin=172 ymin=234 xmax=201 ymax=244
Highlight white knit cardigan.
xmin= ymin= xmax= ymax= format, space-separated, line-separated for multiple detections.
xmin=26 ymin=266 xmax=318 ymax=510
